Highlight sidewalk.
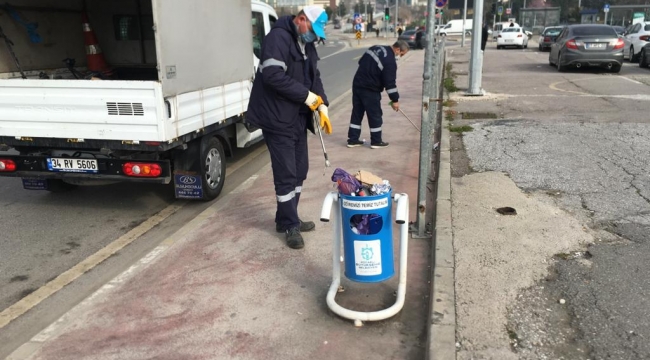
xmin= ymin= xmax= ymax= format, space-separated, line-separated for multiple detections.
xmin=8 ymin=51 xmax=438 ymax=359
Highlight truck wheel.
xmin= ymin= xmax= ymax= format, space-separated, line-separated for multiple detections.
xmin=200 ymin=136 xmax=226 ymax=201
xmin=46 ymin=179 xmax=77 ymax=193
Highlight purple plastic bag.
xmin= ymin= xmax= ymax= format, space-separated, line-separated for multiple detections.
xmin=331 ymin=168 xmax=361 ymax=195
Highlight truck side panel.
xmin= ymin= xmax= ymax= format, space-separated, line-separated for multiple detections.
xmin=0 ymin=80 xmax=166 ymax=141
xmin=152 ymin=0 xmax=254 ymax=97
xmin=173 ymin=80 xmax=251 ymax=139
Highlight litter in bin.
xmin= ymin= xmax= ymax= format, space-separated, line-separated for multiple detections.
xmin=332 ymin=168 xmax=392 ymax=234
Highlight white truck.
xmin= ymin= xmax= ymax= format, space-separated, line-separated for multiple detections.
xmin=0 ymin=0 xmax=277 ymax=200
xmin=437 ymin=19 xmax=473 ymax=36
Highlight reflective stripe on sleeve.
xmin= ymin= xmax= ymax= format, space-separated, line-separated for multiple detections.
xmin=386 ymin=88 xmax=398 ymax=94
xmin=276 ymin=191 xmax=295 ymax=203
xmin=295 ymin=186 xmax=302 ymax=194
xmin=259 ymin=58 xmax=287 ymax=72
xmin=365 ymin=50 xmax=384 ymax=70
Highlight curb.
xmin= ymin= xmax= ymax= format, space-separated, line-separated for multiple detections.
xmin=427 ymin=46 xmax=457 ymax=359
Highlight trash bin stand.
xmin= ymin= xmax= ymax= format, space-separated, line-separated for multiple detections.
xmin=320 ymin=191 xmax=410 ymax=326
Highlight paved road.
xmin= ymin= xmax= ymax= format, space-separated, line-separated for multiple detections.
xmin=454 ymin=44 xmax=650 ymax=359
xmin=0 ymin=39 xmax=371 ymax=358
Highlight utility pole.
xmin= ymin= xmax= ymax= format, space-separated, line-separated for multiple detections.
xmin=467 ymin=0 xmax=484 ymax=95
xmin=395 ymin=0 xmax=399 ymax=38
xmin=461 ymin=0 xmax=468 ymax=47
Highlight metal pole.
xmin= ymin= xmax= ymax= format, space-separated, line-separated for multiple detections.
xmin=461 ymin=0 xmax=468 ymax=47
xmin=413 ymin=0 xmax=437 ymax=237
xmin=395 ymin=0 xmax=399 ymax=38
xmin=467 ymin=0 xmax=484 ymax=95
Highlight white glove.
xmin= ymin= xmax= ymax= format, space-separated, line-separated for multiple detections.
xmin=304 ymin=91 xmax=324 ymax=111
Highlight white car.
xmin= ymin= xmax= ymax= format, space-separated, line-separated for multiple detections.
xmin=496 ymin=27 xmax=529 ymax=49
xmin=623 ymin=22 xmax=650 ymax=62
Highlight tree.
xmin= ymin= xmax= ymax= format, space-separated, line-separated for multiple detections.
xmin=338 ymin=1 xmax=348 ymax=17
xmin=325 ymin=6 xmax=334 ymax=20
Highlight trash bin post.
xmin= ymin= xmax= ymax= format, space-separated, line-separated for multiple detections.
xmin=321 ymin=192 xmax=410 ymax=326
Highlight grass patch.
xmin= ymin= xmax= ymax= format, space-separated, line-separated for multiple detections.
xmin=448 ymin=125 xmax=473 ymax=133
xmin=555 ymin=252 xmax=572 ymax=260
xmin=445 ymin=109 xmax=457 ymax=122
xmin=443 ymin=77 xmax=459 ymax=93
xmin=442 ymin=99 xmax=457 ymax=107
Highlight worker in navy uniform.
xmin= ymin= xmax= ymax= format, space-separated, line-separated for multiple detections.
xmin=347 ymin=40 xmax=409 ymax=149
xmin=247 ymin=6 xmax=332 ymax=249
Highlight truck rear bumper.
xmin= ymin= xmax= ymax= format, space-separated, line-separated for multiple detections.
xmin=0 ymin=155 xmax=171 ymax=184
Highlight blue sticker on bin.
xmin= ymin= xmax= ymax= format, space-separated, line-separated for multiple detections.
xmin=174 ymin=174 xmax=203 ymax=199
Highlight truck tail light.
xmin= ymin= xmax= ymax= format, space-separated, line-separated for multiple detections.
xmin=613 ymin=38 xmax=625 ymax=49
xmin=122 ymin=162 xmax=162 ymax=177
xmin=0 ymin=159 xmax=16 ymax=172
xmin=566 ymin=39 xmax=578 ymax=49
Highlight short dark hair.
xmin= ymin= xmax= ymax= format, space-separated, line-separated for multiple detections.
xmin=393 ymin=40 xmax=409 ymax=52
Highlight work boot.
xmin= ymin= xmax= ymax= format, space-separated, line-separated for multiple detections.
xmin=347 ymin=139 xmax=365 ymax=148
xmin=276 ymin=220 xmax=315 ymax=233
xmin=285 ymin=227 xmax=304 ymax=249
xmin=370 ymin=141 xmax=389 ymax=149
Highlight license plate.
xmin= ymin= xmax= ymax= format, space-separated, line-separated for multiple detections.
xmin=47 ymin=158 xmax=98 ymax=173
xmin=586 ymin=43 xmax=605 ymax=49
xmin=505 ymin=39 xmax=513 ymax=42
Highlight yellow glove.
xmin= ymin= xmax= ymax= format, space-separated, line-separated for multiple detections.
xmin=318 ymin=104 xmax=332 ymax=135
xmin=304 ymin=91 xmax=324 ymax=111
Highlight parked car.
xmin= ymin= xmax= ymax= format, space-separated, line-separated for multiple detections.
xmin=623 ymin=21 xmax=650 ymax=62
xmin=639 ymin=43 xmax=650 ymax=68
xmin=549 ymin=24 xmax=624 ymax=72
xmin=493 ymin=22 xmax=520 ymax=40
xmin=399 ymin=29 xmax=426 ymax=49
xmin=612 ymin=26 xmax=625 ymax=36
xmin=538 ymin=26 xmax=564 ymax=51
xmin=496 ymin=27 xmax=529 ymax=49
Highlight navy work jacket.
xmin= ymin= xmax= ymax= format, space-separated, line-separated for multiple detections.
xmin=246 ymin=16 xmax=328 ymax=136
xmin=352 ymin=45 xmax=400 ymax=103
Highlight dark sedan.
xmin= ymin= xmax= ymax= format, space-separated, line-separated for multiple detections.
xmin=538 ymin=26 xmax=564 ymax=51
xmin=640 ymin=43 xmax=650 ymax=68
xmin=549 ymin=24 xmax=624 ymax=72
xmin=398 ymin=30 xmax=417 ymax=47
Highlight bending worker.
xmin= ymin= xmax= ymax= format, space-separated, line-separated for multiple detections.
xmin=347 ymin=40 xmax=409 ymax=149
xmin=247 ymin=6 xmax=332 ymax=250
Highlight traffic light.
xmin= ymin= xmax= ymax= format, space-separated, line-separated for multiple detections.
xmin=385 ymin=7 xmax=390 ymax=20
xmin=491 ymin=3 xmax=496 ymax=13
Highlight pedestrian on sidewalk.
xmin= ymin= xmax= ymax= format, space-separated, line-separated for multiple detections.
xmin=347 ymin=40 xmax=409 ymax=149
xmin=397 ymin=27 xmax=403 ymax=37
xmin=376 ymin=27 xmax=380 ymax=37
xmin=246 ymin=6 xmax=332 ymax=249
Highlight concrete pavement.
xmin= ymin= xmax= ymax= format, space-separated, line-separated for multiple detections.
xmin=7 ymin=48 xmax=438 ymax=359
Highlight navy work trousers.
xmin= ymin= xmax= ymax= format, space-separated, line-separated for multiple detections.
xmin=263 ymin=115 xmax=309 ymax=232
xmin=348 ymin=87 xmax=383 ymax=144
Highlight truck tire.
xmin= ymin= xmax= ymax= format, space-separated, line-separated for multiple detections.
xmin=200 ymin=136 xmax=226 ymax=201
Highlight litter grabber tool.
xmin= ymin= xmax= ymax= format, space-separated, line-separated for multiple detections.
xmin=389 ymin=102 xmax=420 ymax=132
xmin=313 ymin=112 xmax=331 ymax=169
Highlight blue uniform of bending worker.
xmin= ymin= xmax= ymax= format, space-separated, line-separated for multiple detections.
xmin=247 ymin=7 xmax=331 ymax=249
xmin=347 ymin=41 xmax=409 ymax=149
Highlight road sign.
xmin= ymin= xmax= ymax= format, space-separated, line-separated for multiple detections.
xmin=354 ymin=13 xmax=362 ymax=24
xmin=505 ymin=7 xmax=511 ymax=15
xmin=355 ymin=31 xmax=362 ymax=39
xmin=603 ymin=4 xmax=610 ymax=12
xmin=435 ymin=0 xmax=448 ymax=8
xmin=354 ymin=23 xmax=362 ymax=31
xmin=497 ymin=6 xmax=503 ymax=15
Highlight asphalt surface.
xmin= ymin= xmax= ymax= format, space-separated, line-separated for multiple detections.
xmin=453 ymin=42 xmax=650 ymax=359
xmin=0 ymin=38 xmax=370 ymax=358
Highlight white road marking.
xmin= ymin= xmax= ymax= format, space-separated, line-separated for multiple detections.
xmin=619 ymin=76 xmax=643 ymax=85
